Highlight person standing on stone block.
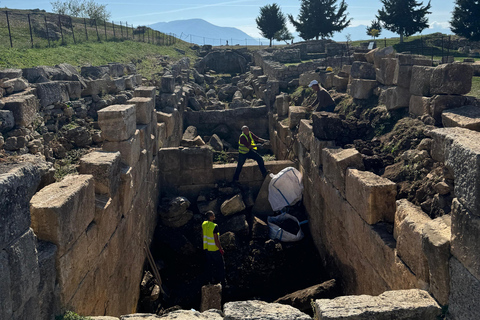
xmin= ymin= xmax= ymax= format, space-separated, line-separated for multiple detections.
xmin=202 ymin=210 xmax=226 ymax=286
xmin=308 ymin=79 xmax=335 ymax=112
xmin=232 ymin=125 xmax=268 ymax=182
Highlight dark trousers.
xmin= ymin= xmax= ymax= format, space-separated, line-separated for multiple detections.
xmin=233 ymin=149 xmax=267 ymax=181
xmin=205 ymin=250 xmax=225 ymax=286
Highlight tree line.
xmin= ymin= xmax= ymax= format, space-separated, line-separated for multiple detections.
xmin=256 ymin=0 xmax=480 ymax=46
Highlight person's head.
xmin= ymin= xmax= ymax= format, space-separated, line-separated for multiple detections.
xmin=308 ymin=79 xmax=320 ymax=91
xmin=241 ymin=125 xmax=249 ymax=135
xmin=205 ymin=210 xmax=215 ymax=221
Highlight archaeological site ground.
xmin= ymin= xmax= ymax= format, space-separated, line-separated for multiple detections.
xmin=1 ymin=37 xmax=480 ymax=320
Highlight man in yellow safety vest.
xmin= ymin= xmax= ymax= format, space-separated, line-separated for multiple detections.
xmin=202 ymin=210 xmax=225 ymax=285
xmin=232 ymin=125 xmax=268 ymax=182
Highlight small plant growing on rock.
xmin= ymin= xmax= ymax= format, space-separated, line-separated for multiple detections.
xmin=55 ymin=311 xmax=91 ymax=320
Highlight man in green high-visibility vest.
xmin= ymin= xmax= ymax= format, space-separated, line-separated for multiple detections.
xmin=232 ymin=125 xmax=268 ymax=182
xmin=202 ymin=210 xmax=225 ymax=286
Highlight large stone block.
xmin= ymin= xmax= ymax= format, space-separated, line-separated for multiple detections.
xmin=103 ymin=130 xmax=141 ymax=166
xmin=30 ymin=175 xmax=95 ymax=256
xmin=0 ymin=68 xmax=22 ymax=79
xmin=288 ymin=106 xmax=309 ymax=129
xmin=78 ymin=151 xmax=122 ymax=196
xmin=442 ymin=105 xmax=480 ymax=131
xmin=430 ymin=94 xmax=474 ymax=125
xmin=350 ymin=61 xmax=376 ymax=80
xmin=275 ymin=93 xmax=289 ymax=118
xmin=345 ymin=169 xmax=396 ymax=224
xmin=409 ymin=95 xmax=431 ymax=117
xmin=160 ymin=75 xmax=175 ymax=93
xmin=422 ymin=215 xmax=451 ymax=305
xmin=2 ymin=94 xmax=38 ymax=127
xmin=375 ymin=57 xmax=396 ymax=86
xmin=0 ymin=251 xmax=12 ymax=319
xmin=312 ymin=112 xmax=343 ymax=141
xmin=81 ymin=78 xmax=108 ymax=97
xmin=200 ymin=284 xmax=222 ymax=312
xmin=373 ymin=46 xmax=396 ymax=68
xmin=448 ymin=257 xmax=480 ymax=320
xmin=128 ymin=97 xmax=153 ymax=125
xmin=394 ymin=199 xmax=431 ymax=283
xmin=393 ymin=64 xmax=412 ymax=88
xmin=221 ymin=194 xmax=246 ymax=216
xmin=98 ymin=104 xmax=136 ymax=142
xmin=348 ymin=79 xmax=378 ymax=99
xmin=3 ymin=78 xmax=28 ymax=93
xmin=224 ymin=300 xmax=311 ymax=320
xmin=315 ymin=289 xmax=441 ymax=320
xmin=451 ymin=198 xmax=480 ymax=280
xmin=298 ymin=119 xmax=313 ymax=151
xmin=310 ymin=137 xmax=335 ymax=168
xmin=430 ymin=63 xmax=473 ymax=95
xmin=410 ymin=66 xmax=434 ymax=96
xmin=299 ymin=70 xmax=320 ymax=87
xmin=37 ymin=240 xmax=60 ymax=320
xmin=134 ymin=86 xmax=156 ymax=100
xmin=35 ymin=81 xmax=69 ymax=107
xmin=383 ymin=86 xmax=410 ymax=110
xmin=322 ymin=147 xmax=364 ymax=195
xmin=333 ymin=75 xmax=348 ymax=91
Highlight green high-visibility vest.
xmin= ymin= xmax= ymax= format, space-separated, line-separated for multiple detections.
xmin=238 ymin=132 xmax=257 ymax=154
xmin=202 ymin=221 xmax=219 ymax=251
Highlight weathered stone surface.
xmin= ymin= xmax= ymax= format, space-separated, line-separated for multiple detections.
xmin=421 ymin=215 xmax=451 ymax=305
xmin=3 ymin=78 xmax=28 ymax=93
xmin=442 ymin=105 xmax=480 ymax=131
xmin=409 ymin=95 xmax=430 ymax=117
xmin=221 ymin=194 xmax=246 ymax=216
xmin=224 ymin=300 xmax=311 ymax=320
xmin=251 ymin=175 xmax=273 ymax=216
xmin=121 ymin=310 xmax=223 ymax=320
xmin=134 ymin=86 xmax=156 ymax=100
xmin=383 ymin=86 xmax=410 ymax=110
xmin=0 ymin=250 xmax=13 ymax=319
xmin=274 ymin=279 xmax=339 ymax=313
xmin=78 ymin=151 xmax=122 ymax=196
xmin=315 ymin=289 xmax=441 ymax=320
xmin=451 ymin=198 xmax=480 ymax=280
xmin=37 ymin=240 xmax=60 ymax=320
xmin=448 ymin=257 xmax=480 ymax=320
xmin=333 ymin=75 xmax=348 ymax=91
xmin=298 ymin=119 xmax=313 ymax=151
xmin=128 ymin=97 xmax=153 ymax=125
xmin=373 ymin=46 xmax=396 ymax=69
xmin=299 ymin=71 xmax=320 ymax=87
xmin=182 ymin=125 xmax=198 ymax=140
xmin=3 ymin=94 xmax=38 ymax=127
xmin=431 ymin=63 xmax=473 ymax=95
xmin=348 ymin=79 xmax=378 ymax=100
xmin=310 ymin=138 xmax=335 ymax=167
xmin=222 ymin=214 xmax=248 ymax=235
xmin=345 ymin=169 xmax=396 ymax=224
xmin=323 ymin=148 xmax=364 ymax=195
xmin=394 ymin=199 xmax=431 ymax=283
xmin=200 ymin=284 xmax=222 ymax=312
xmin=30 ymin=174 xmax=95 ymax=256
xmin=160 ymin=197 xmax=193 ymax=228
xmin=103 ymin=130 xmax=141 ymax=166
xmin=375 ymin=57 xmax=396 ymax=86
xmin=252 ymin=216 xmax=269 ymax=239
xmin=81 ymin=78 xmax=108 ymax=97
xmin=276 ymin=93 xmax=290 ymax=118
xmin=312 ymin=112 xmax=342 ymax=141
xmin=288 ymin=106 xmax=309 ymax=129
xmin=0 ymin=110 xmax=15 ymax=133
xmin=35 ymin=81 xmax=69 ymax=107
xmin=208 ymin=134 xmax=224 ymax=151
xmin=410 ymin=66 xmax=434 ymax=96
xmin=0 ymin=68 xmax=22 ymax=79
xmin=430 ymin=94 xmax=474 ymax=125
xmin=393 ymin=64 xmax=412 ymax=88
xmin=350 ymin=61 xmax=376 ymax=80
xmin=98 ymin=104 xmax=136 ymax=142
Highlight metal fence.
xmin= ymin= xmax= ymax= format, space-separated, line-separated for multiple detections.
xmin=0 ymin=10 xmax=177 ymax=49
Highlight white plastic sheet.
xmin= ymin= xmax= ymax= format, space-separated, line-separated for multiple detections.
xmin=268 ymin=167 xmax=303 ymax=212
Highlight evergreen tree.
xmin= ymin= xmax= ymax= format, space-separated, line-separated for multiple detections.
xmin=451 ymin=0 xmax=480 ymax=41
xmin=288 ymin=0 xmax=351 ymax=40
xmin=256 ymin=3 xmax=288 ymax=47
xmin=275 ymin=26 xmax=294 ymax=44
xmin=366 ymin=20 xmax=382 ymax=39
xmin=377 ymin=0 xmax=431 ymax=43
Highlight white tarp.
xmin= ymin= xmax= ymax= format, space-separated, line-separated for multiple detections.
xmin=268 ymin=167 xmax=303 ymax=212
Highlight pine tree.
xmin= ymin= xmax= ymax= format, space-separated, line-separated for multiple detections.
xmin=288 ymin=0 xmax=351 ymax=41
xmin=366 ymin=20 xmax=382 ymax=39
xmin=451 ymin=0 xmax=480 ymax=41
xmin=377 ymin=0 xmax=431 ymax=43
xmin=256 ymin=3 xmax=288 ymax=47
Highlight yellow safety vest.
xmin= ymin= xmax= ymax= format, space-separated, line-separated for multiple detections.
xmin=238 ymin=132 xmax=257 ymax=154
xmin=202 ymin=221 xmax=219 ymax=251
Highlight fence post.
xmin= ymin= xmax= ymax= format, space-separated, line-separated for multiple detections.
xmin=112 ymin=21 xmax=115 ymax=38
xmin=104 ymin=20 xmax=107 ymax=41
xmin=120 ymin=21 xmax=123 ymax=38
xmin=94 ymin=19 xmax=100 ymax=41
xmin=58 ymin=15 xmax=64 ymax=44
xmin=126 ymin=21 xmax=129 ymax=39
xmin=84 ymin=18 xmax=88 ymax=40
xmin=441 ymin=35 xmax=444 ymax=63
xmin=421 ymin=35 xmax=423 ymax=56
xmin=28 ymin=14 xmax=34 ymax=48
xmin=448 ymin=35 xmax=451 ymax=59
xmin=5 ymin=11 xmax=13 ymax=48
xmin=132 ymin=24 xmax=135 ymax=40
xmin=44 ymin=15 xmax=51 ymax=47
xmin=70 ymin=16 xmax=76 ymax=44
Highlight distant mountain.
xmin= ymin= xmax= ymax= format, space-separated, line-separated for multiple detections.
xmin=149 ymin=19 xmax=257 ymax=46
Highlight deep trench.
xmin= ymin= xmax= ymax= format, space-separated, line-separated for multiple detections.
xmin=138 ymin=191 xmax=332 ymax=315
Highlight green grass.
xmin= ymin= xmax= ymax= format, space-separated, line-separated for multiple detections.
xmin=470 ymin=76 xmax=480 ymax=99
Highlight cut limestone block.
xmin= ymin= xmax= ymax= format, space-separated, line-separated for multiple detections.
xmin=30 ymin=174 xmax=95 ymax=256
xmin=251 ymin=175 xmax=273 ymax=216
xmin=333 ymin=75 xmax=348 ymax=92
xmin=409 ymin=95 xmax=431 ymax=117
xmin=393 ymin=64 xmax=412 ymax=88
xmin=102 ymin=130 xmax=141 ymax=167
xmin=127 ymin=97 xmax=153 ymax=125
xmin=430 ymin=94 xmax=474 ymax=125
xmin=312 ymin=112 xmax=343 ymax=141
xmin=442 ymin=105 xmax=480 ymax=131
xmin=410 ymin=66 xmax=434 ymax=96
xmin=299 ymin=70 xmax=321 ymax=87
xmin=2 ymin=94 xmax=38 ymax=127
xmin=350 ymin=61 xmax=376 ymax=80
xmin=298 ymin=119 xmax=313 ymax=151
xmin=322 ymin=148 xmax=364 ymax=195
xmin=134 ymin=86 xmax=156 ymax=100
xmin=78 ymin=151 xmax=122 ymax=197
xmin=421 ymin=215 xmax=451 ymax=305
xmin=98 ymin=104 xmax=136 ymax=142
xmin=345 ymin=169 xmax=397 ymax=224
xmin=373 ymin=46 xmax=396 ymax=69
xmin=394 ymin=199 xmax=431 ymax=283
xmin=375 ymin=57 xmax=396 ymax=86
xmin=288 ymin=106 xmax=309 ymax=129
xmin=430 ymin=63 xmax=473 ymax=95
xmin=275 ymin=93 xmax=289 ymax=118
xmin=310 ymin=138 xmax=335 ymax=168
xmin=448 ymin=257 xmax=480 ymax=320
xmin=200 ymin=284 xmax=222 ymax=312
xmin=382 ymin=86 xmax=410 ymax=110
xmin=224 ymin=300 xmax=311 ymax=320
xmin=221 ymin=194 xmax=246 ymax=216
xmin=348 ymin=79 xmax=378 ymax=100
xmin=451 ymin=198 xmax=480 ymax=280
xmin=315 ymin=289 xmax=441 ymax=320
xmin=160 ymin=75 xmax=175 ymax=93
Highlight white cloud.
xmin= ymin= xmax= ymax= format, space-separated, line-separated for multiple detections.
xmin=429 ymin=21 xmax=451 ymax=29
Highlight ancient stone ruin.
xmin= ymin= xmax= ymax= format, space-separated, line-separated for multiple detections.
xmin=1 ymin=39 xmax=480 ymax=320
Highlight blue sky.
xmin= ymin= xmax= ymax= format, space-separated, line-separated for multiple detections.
xmin=2 ymin=0 xmax=454 ymax=39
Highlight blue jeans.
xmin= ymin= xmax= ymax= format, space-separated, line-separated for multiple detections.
xmin=233 ymin=149 xmax=267 ymax=181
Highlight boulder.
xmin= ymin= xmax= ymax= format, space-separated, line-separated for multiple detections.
xmin=208 ymin=134 xmax=224 ymax=151
xmin=159 ymin=197 xmax=193 ymax=228
xmin=0 ymin=110 xmax=15 ymax=133
xmin=224 ymin=300 xmax=311 ymax=320
xmin=3 ymin=78 xmax=28 ymax=93
xmin=220 ymin=194 xmax=246 ymax=216
xmin=200 ymin=284 xmax=222 ymax=312
xmin=221 ymin=214 xmax=248 ymax=235
xmin=0 ymin=68 xmax=22 ymax=79
xmin=251 ymin=216 xmax=269 ymax=239
xmin=182 ymin=126 xmax=198 ymax=140
xmin=251 ymin=175 xmax=273 ymax=216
